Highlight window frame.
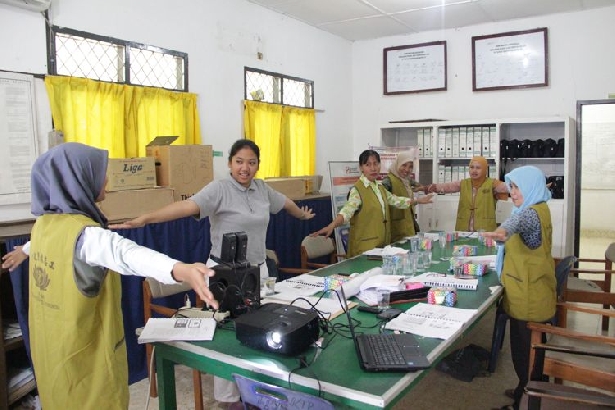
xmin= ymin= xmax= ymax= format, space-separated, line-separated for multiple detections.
xmin=244 ymin=66 xmax=314 ymax=109
xmin=46 ymin=25 xmax=189 ymax=91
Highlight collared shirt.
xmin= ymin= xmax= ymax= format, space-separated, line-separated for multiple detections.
xmin=338 ymin=174 xmax=412 ymax=223
xmin=190 ymin=177 xmax=286 ymax=265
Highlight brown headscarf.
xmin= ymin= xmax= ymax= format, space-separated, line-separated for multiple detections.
xmin=469 ymin=156 xmax=488 ymax=189
xmin=389 ymin=150 xmax=416 ymax=196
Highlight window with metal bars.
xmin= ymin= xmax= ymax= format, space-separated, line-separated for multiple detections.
xmin=48 ymin=26 xmax=188 ymax=91
xmin=245 ymin=67 xmax=313 ymax=108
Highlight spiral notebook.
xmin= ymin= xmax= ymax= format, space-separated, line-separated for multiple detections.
xmin=409 ymin=273 xmax=478 ymax=290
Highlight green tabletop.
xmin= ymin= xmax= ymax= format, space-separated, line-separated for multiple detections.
xmin=155 ymin=236 xmax=502 ymax=409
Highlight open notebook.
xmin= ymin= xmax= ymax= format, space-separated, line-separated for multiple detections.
xmin=339 ymin=286 xmax=430 ymax=372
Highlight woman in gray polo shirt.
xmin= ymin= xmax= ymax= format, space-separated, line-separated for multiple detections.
xmin=113 ymin=138 xmax=314 ymax=408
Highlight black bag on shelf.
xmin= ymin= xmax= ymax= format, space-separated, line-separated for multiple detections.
xmin=519 ymin=139 xmax=532 ymax=158
xmin=531 ymin=139 xmax=545 ymax=158
xmin=543 ymin=138 xmax=558 ymax=157
xmin=556 ymin=138 xmax=565 ymax=157
xmin=546 ymin=175 xmax=564 ymax=199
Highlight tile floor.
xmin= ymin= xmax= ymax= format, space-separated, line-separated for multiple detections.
xmin=128 ymin=233 xmax=615 ymax=410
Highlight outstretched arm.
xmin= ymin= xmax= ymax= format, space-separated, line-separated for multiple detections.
xmin=109 ymin=199 xmax=200 ymax=229
xmin=283 ymin=198 xmax=315 ymax=220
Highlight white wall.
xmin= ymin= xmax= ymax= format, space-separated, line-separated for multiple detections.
xmin=351 ymin=6 xmax=615 ymax=150
xmin=0 ymin=0 xmax=354 ymax=202
xmin=351 ymin=6 xmax=615 ymax=234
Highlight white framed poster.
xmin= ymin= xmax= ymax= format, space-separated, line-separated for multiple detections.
xmin=472 ymin=27 xmax=548 ymax=91
xmin=384 ymin=41 xmax=447 ymax=95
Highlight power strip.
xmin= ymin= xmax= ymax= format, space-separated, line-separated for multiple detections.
xmin=175 ymin=307 xmax=230 ymax=322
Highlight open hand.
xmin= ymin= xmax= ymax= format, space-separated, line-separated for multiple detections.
xmin=300 ymin=205 xmax=315 ymax=220
xmin=171 ymin=263 xmax=219 ymax=309
xmin=2 ymin=246 xmax=28 ymax=272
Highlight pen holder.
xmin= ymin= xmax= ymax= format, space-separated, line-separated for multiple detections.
xmin=452 ymin=245 xmax=478 ymax=256
xmin=428 ymin=287 xmax=457 ymax=307
xmin=462 ymin=263 xmax=489 ymax=277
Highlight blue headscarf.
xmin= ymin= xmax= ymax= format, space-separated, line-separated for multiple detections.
xmin=31 ymin=142 xmax=109 ymax=227
xmin=496 ymin=166 xmax=551 ymax=277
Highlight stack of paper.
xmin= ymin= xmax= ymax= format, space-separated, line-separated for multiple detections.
xmin=356 ymin=274 xmax=405 ymax=305
xmin=385 ymin=303 xmax=477 ymax=339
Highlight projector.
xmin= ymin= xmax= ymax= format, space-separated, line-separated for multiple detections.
xmin=234 ymin=303 xmax=320 ymax=356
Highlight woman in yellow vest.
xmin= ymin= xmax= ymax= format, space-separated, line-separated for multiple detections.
xmin=312 ymin=150 xmax=433 ymax=257
xmin=381 ymin=150 xmax=430 ymax=242
xmin=425 ymin=156 xmax=509 ymax=231
xmin=482 ymin=166 xmax=555 ymax=410
xmin=24 ymin=143 xmax=218 ymax=410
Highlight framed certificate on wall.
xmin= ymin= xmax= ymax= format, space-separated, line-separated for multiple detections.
xmin=383 ymin=41 xmax=447 ymax=95
xmin=472 ymin=27 xmax=548 ymax=91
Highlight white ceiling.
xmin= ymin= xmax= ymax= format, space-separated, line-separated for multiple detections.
xmin=245 ymin=0 xmax=614 ymax=41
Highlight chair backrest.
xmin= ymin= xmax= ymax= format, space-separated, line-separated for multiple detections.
xmin=301 ymin=236 xmax=336 ymax=259
xmin=232 ymin=373 xmax=335 ymax=410
xmin=300 ymin=236 xmax=336 ymax=269
xmin=554 ymin=255 xmax=577 ymax=299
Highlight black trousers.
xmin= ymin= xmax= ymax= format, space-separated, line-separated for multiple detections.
xmin=509 ymin=317 xmax=547 ymax=409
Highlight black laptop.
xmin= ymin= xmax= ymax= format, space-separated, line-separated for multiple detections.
xmin=339 ymin=286 xmax=431 ymax=372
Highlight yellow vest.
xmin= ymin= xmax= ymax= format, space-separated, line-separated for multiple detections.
xmin=456 ymin=178 xmax=497 ymax=231
xmin=348 ymin=181 xmax=391 ymax=257
xmin=30 ymin=214 xmax=128 ymax=410
xmin=501 ymin=203 xmax=556 ymax=322
xmin=387 ymin=173 xmax=416 ymax=242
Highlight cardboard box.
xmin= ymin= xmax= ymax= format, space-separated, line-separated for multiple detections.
xmin=106 ymin=157 xmax=156 ymax=191
xmin=265 ymin=177 xmax=306 ymax=199
xmin=98 ymin=187 xmax=174 ymax=222
xmin=146 ymin=137 xmax=213 ymax=201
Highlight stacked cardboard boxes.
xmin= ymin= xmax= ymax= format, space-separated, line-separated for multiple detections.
xmin=146 ymin=136 xmax=214 ymax=201
xmin=100 ymin=157 xmax=173 ymax=222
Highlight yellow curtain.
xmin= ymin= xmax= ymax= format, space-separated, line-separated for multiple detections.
xmin=281 ymin=106 xmax=315 ymax=176
xmin=45 ymin=76 xmax=201 ymax=158
xmin=244 ymin=100 xmax=315 ymax=178
xmin=45 ymin=76 xmax=127 ymax=157
xmin=244 ymin=100 xmax=283 ymax=178
xmin=128 ymin=87 xmax=201 ymax=157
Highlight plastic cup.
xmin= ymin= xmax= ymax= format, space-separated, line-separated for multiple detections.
xmin=409 ymin=237 xmax=419 ymax=253
xmin=263 ymin=277 xmax=276 ymax=296
xmin=377 ymin=289 xmax=391 ymax=310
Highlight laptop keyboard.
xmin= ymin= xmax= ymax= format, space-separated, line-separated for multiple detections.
xmin=364 ymin=334 xmax=406 ymax=365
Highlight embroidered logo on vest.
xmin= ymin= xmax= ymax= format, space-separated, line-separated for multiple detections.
xmin=33 ymin=266 xmax=50 ymax=291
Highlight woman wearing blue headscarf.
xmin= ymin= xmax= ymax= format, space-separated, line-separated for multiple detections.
xmin=482 ymin=166 xmax=554 ymax=410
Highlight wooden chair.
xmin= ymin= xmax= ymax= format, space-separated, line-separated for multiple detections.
xmin=265 ymin=249 xmax=311 ymax=278
xmin=522 ymin=303 xmax=615 ymax=410
xmin=300 ymin=236 xmax=343 ymax=270
xmin=563 ymin=242 xmax=615 ymax=331
xmin=143 ymin=278 xmax=205 ymax=410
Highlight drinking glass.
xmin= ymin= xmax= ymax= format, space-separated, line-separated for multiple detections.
xmin=409 ymin=237 xmax=419 ymax=253
xmin=438 ymin=232 xmax=449 ymax=261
